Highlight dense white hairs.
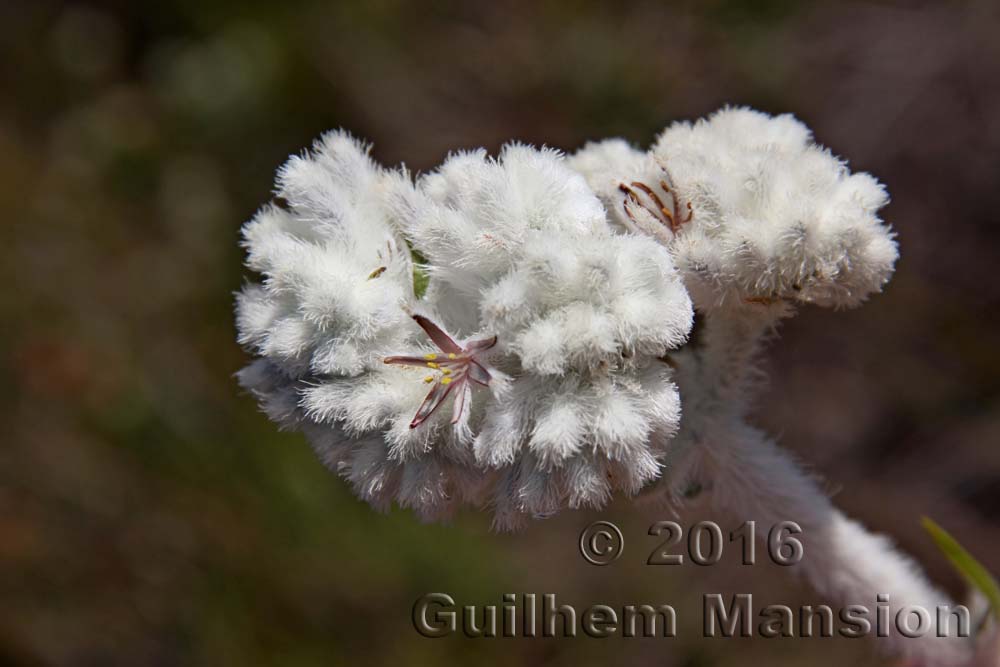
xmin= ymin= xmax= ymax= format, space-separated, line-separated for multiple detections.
xmin=237 ymin=133 xmax=692 ymax=529
xmin=570 ymin=106 xmax=899 ymax=311
xmin=236 ymin=109 xmax=977 ymax=665
xmin=236 ymin=132 xmax=490 ymax=521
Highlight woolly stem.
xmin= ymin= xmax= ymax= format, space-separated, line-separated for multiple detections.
xmin=699 ymin=305 xmax=789 ymax=407
xmin=656 ymin=306 xmax=974 ymax=664
xmin=698 ymin=424 xmax=972 ymax=664
xmin=654 ymin=306 xmax=782 ymax=492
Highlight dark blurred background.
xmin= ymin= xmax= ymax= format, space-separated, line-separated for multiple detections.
xmin=2 ymin=1 xmax=999 ymax=665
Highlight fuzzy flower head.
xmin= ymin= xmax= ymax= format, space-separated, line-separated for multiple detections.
xmin=236 ymin=134 xmax=693 ymax=528
xmin=569 ymin=107 xmax=899 ymax=312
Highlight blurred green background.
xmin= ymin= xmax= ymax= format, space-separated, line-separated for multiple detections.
xmin=2 ymin=1 xmax=999 ymax=665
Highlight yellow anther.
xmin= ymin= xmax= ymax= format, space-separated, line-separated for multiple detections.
xmin=448 ymin=353 xmax=457 ymax=359
xmin=441 ymin=368 xmax=452 ymax=375
xmin=423 ymin=376 xmax=434 ymax=383
xmin=440 ymin=377 xmax=453 ymax=385
xmin=426 ymin=362 xmax=439 ymax=369
xmin=424 ymin=353 xmax=437 ymax=360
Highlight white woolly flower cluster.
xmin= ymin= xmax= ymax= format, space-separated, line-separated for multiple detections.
xmin=568 ymin=106 xmax=899 ymax=312
xmin=237 ymin=109 xmax=981 ymax=665
xmin=236 ymin=133 xmax=692 ymax=529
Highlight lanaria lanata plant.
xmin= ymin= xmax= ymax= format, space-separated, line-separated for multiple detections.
xmin=236 ymin=108 xmax=982 ymax=665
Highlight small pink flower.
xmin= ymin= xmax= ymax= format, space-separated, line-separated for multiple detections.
xmin=384 ymin=314 xmax=497 ymax=428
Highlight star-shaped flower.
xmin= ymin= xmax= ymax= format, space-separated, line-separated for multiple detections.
xmin=384 ymin=314 xmax=497 ymax=428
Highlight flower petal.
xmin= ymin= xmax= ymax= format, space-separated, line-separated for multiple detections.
xmin=451 ymin=379 xmax=470 ymax=424
xmin=412 ymin=314 xmax=463 ymax=354
xmin=410 ymin=379 xmax=456 ymax=428
xmin=465 ymin=335 xmax=498 ymax=352
xmin=467 ymin=360 xmax=492 ymax=386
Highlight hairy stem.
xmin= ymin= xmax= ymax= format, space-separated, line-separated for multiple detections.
xmin=661 ymin=305 xmax=973 ymax=664
xmin=700 ymin=423 xmax=972 ymax=664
